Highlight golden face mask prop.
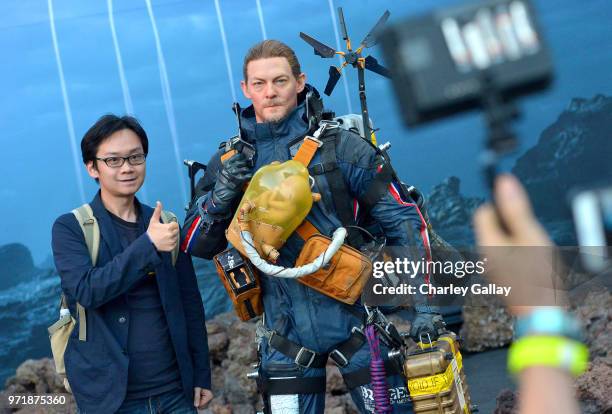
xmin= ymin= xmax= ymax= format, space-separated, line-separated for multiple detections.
xmin=226 ymin=160 xmax=320 ymax=262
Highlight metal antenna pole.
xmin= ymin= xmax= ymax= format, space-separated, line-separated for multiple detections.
xmin=479 ymin=72 xmax=519 ymax=234
xmin=357 ymin=63 xmax=373 ymax=143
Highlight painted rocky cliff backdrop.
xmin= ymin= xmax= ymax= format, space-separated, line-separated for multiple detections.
xmin=428 ymin=95 xmax=612 ymax=247
xmin=1 ymin=95 xmax=610 ymax=388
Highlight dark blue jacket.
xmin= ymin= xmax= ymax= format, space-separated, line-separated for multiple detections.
xmin=182 ymin=87 xmax=433 ymax=355
xmin=51 ymin=192 xmax=211 ymax=414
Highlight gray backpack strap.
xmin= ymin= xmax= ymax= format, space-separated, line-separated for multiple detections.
xmin=49 ymin=293 xmax=72 ymax=336
xmin=160 ymin=210 xmax=179 ymax=266
xmin=70 ymin=203 xmax=100 ymax=342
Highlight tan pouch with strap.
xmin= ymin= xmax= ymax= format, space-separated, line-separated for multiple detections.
xmin=47 ymin=297 xmax=75 ymax=393
xmin=295 ymin=234 xmax=372 ymax=304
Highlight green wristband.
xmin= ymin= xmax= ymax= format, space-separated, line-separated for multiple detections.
xmin=508 ymin=335 xmax=589 ymax=377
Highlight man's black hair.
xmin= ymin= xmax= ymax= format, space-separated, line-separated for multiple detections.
xmin=80 ymin=114 xmax=149 ymax=165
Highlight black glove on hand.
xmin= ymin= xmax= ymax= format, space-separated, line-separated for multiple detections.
xmin=210 ymin=152 xmax=253 ymax=213
xmin=409 ymin=312 xmax=445 ymax=343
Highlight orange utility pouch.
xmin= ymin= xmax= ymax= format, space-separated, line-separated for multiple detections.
xmin=295 ymin=233 xmax=372 ymax=304
xmin=213 ymin=247 xmax=263 ymax=321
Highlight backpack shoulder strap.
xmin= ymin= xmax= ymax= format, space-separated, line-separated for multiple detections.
xmin=70 ymin=203 xmax=98 ymax=342
xmin=303 ymin=126 xmax=367 ymax=248
xmin=293 ymin=136 xmax=321 ymax=167
xmin=292 ymin=121 xmax=339 ymax=168
xmin=160 ymin=210 xmax=179 ymax=266
xmin=357 ymin=161 xmax=394 ymax=217
xmin=317 ymin=129 xmax=364 ymax=247
xmin=71 ymin=204 xmax=100 ymax=266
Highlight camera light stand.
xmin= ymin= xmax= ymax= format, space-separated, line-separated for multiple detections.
xmin=480 ymin=73 xmax=520 ymax=232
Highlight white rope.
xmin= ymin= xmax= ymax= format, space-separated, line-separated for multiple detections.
xmin=144 ymin=0 xmax=188 ymax=202
xmin=255 ymin=0 xmax=267 ymax=40
xmin=47 ymin=0 xmax=86 ymax=204
xmin=241 ymin=228 xmax=347 ymax=278
xmin=108 ymin=0 xmax=134 ymax=115
xmin=214 ymin=0 xmax=237 ymax=103
xmin=108 ymin=0 xmax=149 ymax=203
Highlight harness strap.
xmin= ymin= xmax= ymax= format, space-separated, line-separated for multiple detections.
xmin=292 ymin=122 xmax=334 ymax=242
xmin=292 ymin=121 xmax=335 ymax=168
xmin=294 ymin=219 xmax=319 ymax=241
xmin=319 ymin=133 xmax=364 ymax=247
xmin=342 ymin=359 xmax=403 ymax=390
xmin=220 ymin=149 xmax=237 ymax=163
xmin=308 ymin=162 xmax=338 ymax=176
xmin=268 ymin=332 xmax=328 ymax=369
xmin=292 ymin=136 xmax=320 ymax=168
xmin=358 ymin=162 xmax=394 ymax=217
xmin=259 ymin=375 xmax=327 ymax=395
xmin=329 ymin=328 xmax=366 ymax=368
xmin=264 ymin=327 xmax=367 ymax=370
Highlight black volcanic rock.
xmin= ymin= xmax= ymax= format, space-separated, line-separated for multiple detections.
xmin=424 ymin=95 xmax=612 ymax=246
xmin=424 ymin=176 xmax=484 ymax=247
xmin=427 ymin=176 xmax=484 ymax=229
xmin=512 ymin=94 xmax=612 ymax=223
xmin=0 ymin=243 xmax=40 ymax=290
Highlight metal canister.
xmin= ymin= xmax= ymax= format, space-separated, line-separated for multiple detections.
xmin=402 ymin=331 xmax=473 ymax=414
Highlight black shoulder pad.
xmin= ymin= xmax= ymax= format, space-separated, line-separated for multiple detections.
xmin=334 ymin=129 xmax=380 ymax=168
xmin=358 ymin=161 xmax=394 ymax=216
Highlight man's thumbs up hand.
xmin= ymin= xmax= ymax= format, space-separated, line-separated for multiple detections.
xmin=147 ymin=201 xmax=179 ymax=252
xmin=150 ymin=200 xmax=162 ymax=222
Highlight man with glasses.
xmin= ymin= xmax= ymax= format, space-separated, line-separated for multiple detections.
xmin=51 ymin=114 xmax=212 ymax=414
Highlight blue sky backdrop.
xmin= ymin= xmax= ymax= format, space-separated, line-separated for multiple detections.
xmin=1 ymin=0 xmax=611 ymax=262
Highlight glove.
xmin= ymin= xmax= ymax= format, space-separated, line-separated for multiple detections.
xmin=210 ymin=152 xmax=253 ymax=214
xmin=409 ymin=312 xmax=445 ymax=343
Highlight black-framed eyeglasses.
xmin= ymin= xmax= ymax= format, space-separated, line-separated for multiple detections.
xmin=95 ymin=153 xmax=146 ymax=168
